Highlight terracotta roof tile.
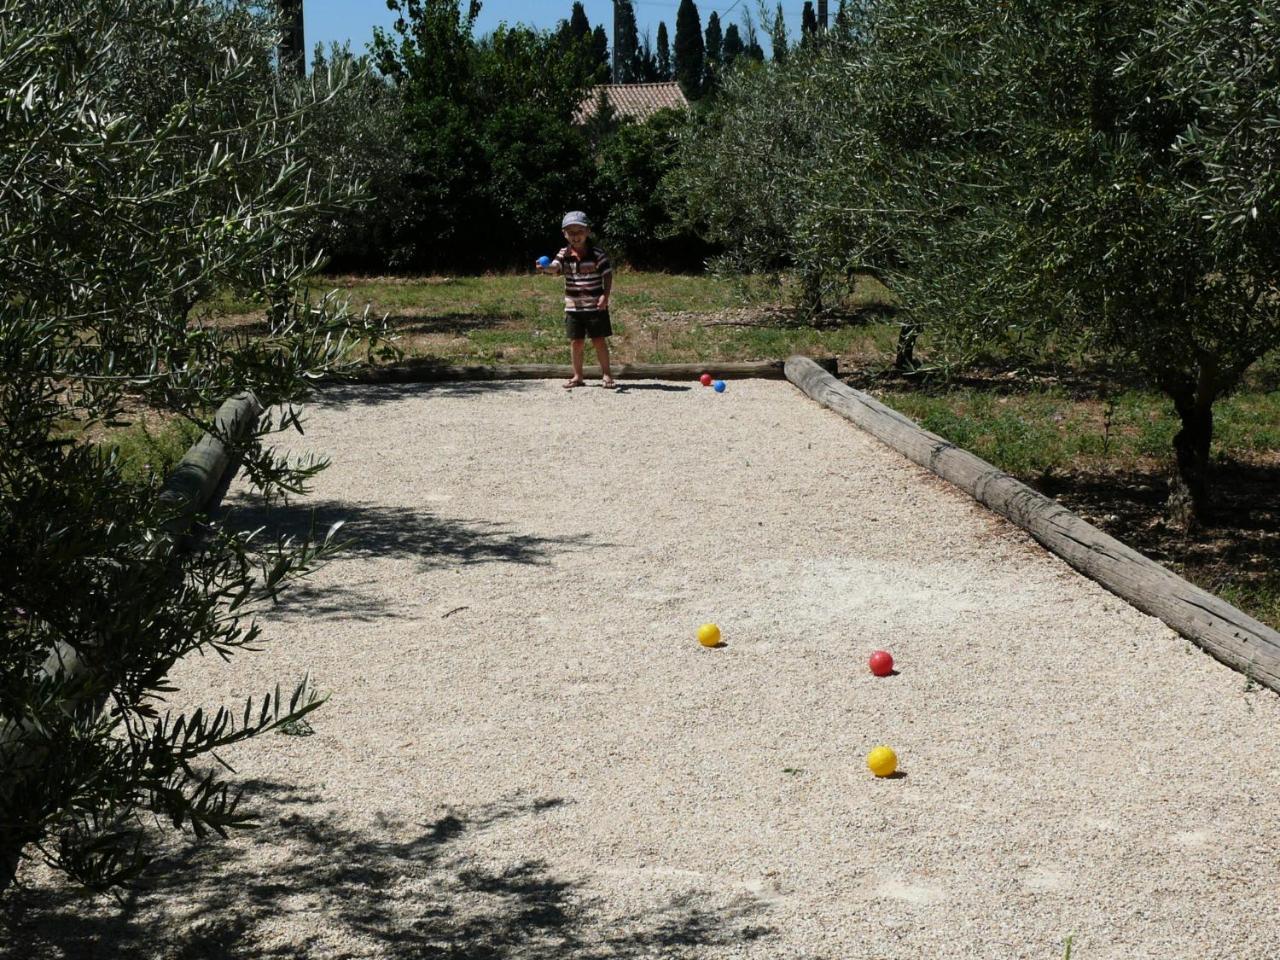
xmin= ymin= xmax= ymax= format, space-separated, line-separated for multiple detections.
xmin=573 ymin=82 xmax=690 ymax=124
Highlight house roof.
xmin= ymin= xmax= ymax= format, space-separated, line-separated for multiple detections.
xmin=573 ymin=82 xmax=690 ymax=124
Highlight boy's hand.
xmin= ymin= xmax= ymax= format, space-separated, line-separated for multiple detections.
xmin=597 ymin=293 xmax=609 ymax=309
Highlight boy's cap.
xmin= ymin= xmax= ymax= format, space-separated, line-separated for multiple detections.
xmin=561 ymin=211 xmax=591 ymax=229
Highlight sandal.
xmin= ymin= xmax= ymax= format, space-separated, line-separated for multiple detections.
xmin=563 ymin=376 xmax=585 ymax=389
xmin=601 ymin=375 xmax=617 ymax=389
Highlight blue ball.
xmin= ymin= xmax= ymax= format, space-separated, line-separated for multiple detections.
xmin=713 ymin=380 xmax=727 ymax=393
xmin=536 ymin=255 xmax=551 ymax=267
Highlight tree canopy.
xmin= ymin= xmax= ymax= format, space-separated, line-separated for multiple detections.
xmin=372 ymin=0 xmax=600 ymax=268
xmin=670 ymin=0 xmax=1280 ymax=524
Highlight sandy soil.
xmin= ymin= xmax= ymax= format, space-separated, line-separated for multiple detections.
xmin=9 ymin=377 xmax=1280 ymax=960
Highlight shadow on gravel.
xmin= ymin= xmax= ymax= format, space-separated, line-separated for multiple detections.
xmin=224 ymin=498 xmax=601 ymax=571
xmin=6 ymin=782 xmax=773 ymax=960
xmin=316 ymin=379 xmax=544 ymax=408
xmin=259 ymin=579 xmax=401 ymax=622
xmin=613 ymin=384 xmax=692 ymax=394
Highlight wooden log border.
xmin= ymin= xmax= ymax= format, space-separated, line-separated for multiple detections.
xmin=785 ymin=355 xmax=1280 ymax=693
xmin=0 ymin=391 xmax=263 ymax=887
xmin=348 ymin=357 xmax=838 ymax=385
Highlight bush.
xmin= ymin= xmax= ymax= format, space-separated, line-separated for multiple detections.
xmin=373 ymin=0 xmax=603 ymax=270
xmin=306 ymin=44 xmax=420 ymax=271
xmin=0 ymin=0 xmax=389 ymax=894
xmin=593 ymin=109 xmax=710 ymax=269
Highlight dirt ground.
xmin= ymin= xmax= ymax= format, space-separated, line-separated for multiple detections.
xmin=8 ymin=378 xmax=1280 ymax=960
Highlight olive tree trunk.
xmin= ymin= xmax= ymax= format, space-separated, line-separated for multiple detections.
xmin=1167 ymin=394 xmax=1214 ymax=531
xmin=894 ymin=320 xmax=920 ymax=371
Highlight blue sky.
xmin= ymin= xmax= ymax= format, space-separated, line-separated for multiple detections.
xmin=305 ymin=0 xmax=805 ymax=67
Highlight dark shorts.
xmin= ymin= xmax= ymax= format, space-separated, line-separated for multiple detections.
xmin=565 ymin=310 xmax=612 ymax=340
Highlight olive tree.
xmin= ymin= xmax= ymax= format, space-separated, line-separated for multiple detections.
xmin=665 ymin=56 xmax=826 ymax=280
xmin=306 ymin=43 xmax=419 ymax=270
xmin=825 ymin=0 xmax=1280 ymax=526
xmin=0 ymin=0 xmax=389 ymax=894
xmin=676 ymin=0 xmax=1280 ymax=526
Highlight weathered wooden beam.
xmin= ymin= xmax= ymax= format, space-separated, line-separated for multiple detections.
xmin=0 ymin=391 xmax=263 ymax=891
xmin=349 ymin=358 xmax=838 ymax=384
xmin=785 ymin=355 xmax=1280 ymax=693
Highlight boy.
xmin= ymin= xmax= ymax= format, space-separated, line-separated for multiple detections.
xmin=537 ymin=211 xmax=615 ymax=389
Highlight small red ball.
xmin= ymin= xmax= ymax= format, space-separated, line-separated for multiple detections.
xmin=699 ymin=373 xmax=713 ymax=386
xmin=869 ymin=650 xmax=894 ymax=677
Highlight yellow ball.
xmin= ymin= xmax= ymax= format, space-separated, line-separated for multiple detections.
xmin=867 ymin=746 xmax=898 ymax=778
xmin=697 ymin=623 xmax=721 ymax=647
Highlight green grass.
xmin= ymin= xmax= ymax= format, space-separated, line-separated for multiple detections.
xmin=876 ymin=385 xmax=1280 ymax=479
xmin=104 ymin=418 xmax=204 ymax=486
xmin=307 ymin=271 xmax=786 ymax=320
xmin=878 ymin=388 xmax=1096 ymax=478
xmin=207 ymin=271 xmax=904 ymax=368
xmin=1213 ymin=573 xmax=1280 ymax=636
xmin=1215 ymin=389 xmax=1280 ymax=455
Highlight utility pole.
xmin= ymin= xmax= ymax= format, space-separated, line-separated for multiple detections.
xmin=278 ymin=0 xmax=305 ymax=78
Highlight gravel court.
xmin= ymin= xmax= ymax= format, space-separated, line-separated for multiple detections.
xmin=15 ymin=378 xmax=1280 ymax=959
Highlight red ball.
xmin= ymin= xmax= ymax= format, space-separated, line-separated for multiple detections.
xmin=869 ymin=650 xmax=894 ymax=677
xmin=699 ymin=373 xmax=713 ymax=386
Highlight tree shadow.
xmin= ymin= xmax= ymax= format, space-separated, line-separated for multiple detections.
xmin=386 ymin=311 xmax=524 ymax=336
xmin=1037 ymin=460 xmax=1280 ymax=617
xmin=212 ymin=312 xmax=522 ymax=340
xmin=672 ymin=305 xmax=891 ymax=331
xmin=314 ymin=379 xmax=544 ymax=407
xmin=845 ymin=357 xmax=1152 ymax=401
xmin=258 ymin=579 xmax=401 ymax=622
xmin=612 ymin=383 xmax=691 ymax=394
xmin=224 ymin=497 xmax=602 ymax=572
xmin=5 ymin=783 xmax=774 ymax=960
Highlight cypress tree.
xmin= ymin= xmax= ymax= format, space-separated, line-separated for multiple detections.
xmin=591 ymin=24 xmax=610 ymax=80
xmin=769 ymin=2 xmax=789 ymax=64
xmin=569 ymin=1 xmax=590 ymax=40
xmin=674 ymin=0 xmax=704 ymax=99
xmin=277 ymin=0 xmax=305 ymax=76
xmin=741 ymin=10 xmax=765 ymax=62
xmin=833 ymin=0 xmax=852 ymax=33
xmin=556 ymin=2 xmax=592 ymax=60
xmin=656 ymin=22 xmax=671 ymax=80
xmin=801 ymin=1 xmax=818 ymax=42
xmin=722 ymin=23 xmax=744 ymax=65
xmin=704 ymin=11 xmax=722 ymax=88
xmin=639 ymin=30 xmax=659 ymax=81
xmin=615 ymin=0 xmax=641 ymax=82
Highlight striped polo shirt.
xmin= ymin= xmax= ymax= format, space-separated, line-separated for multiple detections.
xmin=553 ymin=245 xmax=612 ymax=312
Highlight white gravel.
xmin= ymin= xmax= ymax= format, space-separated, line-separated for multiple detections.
xmin=13 ymin=377 xmax=1280 ymax=960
